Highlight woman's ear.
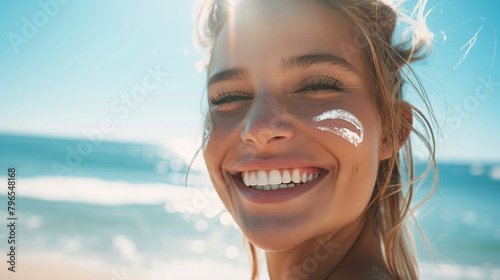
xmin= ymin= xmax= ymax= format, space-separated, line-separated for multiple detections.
xmin=379 ymin=103 xmax=413 ymax=160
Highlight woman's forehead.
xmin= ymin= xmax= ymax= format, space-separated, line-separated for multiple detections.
xmin=208 ymin=0 xmax=366 ymax=79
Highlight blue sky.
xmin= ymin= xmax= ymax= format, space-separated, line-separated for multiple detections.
xmin=0 ymin=0 xmax=499 ymax=162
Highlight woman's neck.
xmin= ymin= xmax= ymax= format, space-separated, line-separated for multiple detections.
xmin=265 ymin=213 xmax=375 ymax=280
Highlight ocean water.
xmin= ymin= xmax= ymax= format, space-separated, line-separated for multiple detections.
xmin=0 ymin=133 xmax=499 ymax=279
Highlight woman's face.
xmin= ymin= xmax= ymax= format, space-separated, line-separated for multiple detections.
xmin=203 ymin=0 xmax=389 ymax=251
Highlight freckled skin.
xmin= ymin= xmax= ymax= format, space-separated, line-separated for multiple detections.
xmin=203 ymin=0 xmax=395 ymax=278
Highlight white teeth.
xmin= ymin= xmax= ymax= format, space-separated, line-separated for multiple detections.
xmin=291 ymin=169 xmax=301 ymax=183
xmin=282 ymin=170 xmax=291 ymax=183
xmin=241 ymin=169 xmax=322 ymax=190
xmin=269 ymin=170 xmax=282 ymax=185
xmin=249 ymin=173 xmax=257 ymax=186
xmin=244 ymin=172 xmax=250 ymax=186
xmin=256 ymin=171 xmax=268 ymax=186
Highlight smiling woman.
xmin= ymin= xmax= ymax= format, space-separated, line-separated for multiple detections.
xmin=195 ymin=0 xmax=438 ymax=279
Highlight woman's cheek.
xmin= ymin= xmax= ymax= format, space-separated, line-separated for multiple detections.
xmin=203 ymin=126 xmax=234 ymax=213
xmin=310 ymin=108 xmax=365 ymax=147
xmin=203 ymin=116 xmax=238 ymax=181
xmin=306 ymin=107 xmax=365 ymax=150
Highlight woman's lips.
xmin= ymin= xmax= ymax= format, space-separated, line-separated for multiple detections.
xmin=232 ymin=168 xmax=328 ymax=204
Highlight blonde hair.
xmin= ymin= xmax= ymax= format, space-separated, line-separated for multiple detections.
xmin=195 ymin=0 xmax=439 ymax=279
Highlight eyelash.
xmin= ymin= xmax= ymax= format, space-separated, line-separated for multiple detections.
xmin=209 ymin=76 xmax=344 ymax=105
xmin=295 ymin=76 xmax=344 ymax=93
xmin=209 ymin=90 xmax=249 ymax=106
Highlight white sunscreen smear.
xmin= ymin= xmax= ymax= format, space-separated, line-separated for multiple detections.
xmin=313 ymin=109 xmax=364 ymax=147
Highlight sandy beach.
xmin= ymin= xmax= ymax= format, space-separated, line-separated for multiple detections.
xmin=0 ymin=257 xmax=133 ymax=280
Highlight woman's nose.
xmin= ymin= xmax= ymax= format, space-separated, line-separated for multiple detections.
xmin=240 ymin=96 xmax=294 ymax=148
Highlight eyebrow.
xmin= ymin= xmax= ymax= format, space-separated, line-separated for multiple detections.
xmin=207 ymin=67 xmax=249 ymax=88
xmin=207 ymin=53 xmax=357 ymax=88
xmin=279 ymin=54 xmax=357 ymax=74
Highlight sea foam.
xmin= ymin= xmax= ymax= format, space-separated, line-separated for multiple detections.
xmin=0 ymin=176 xmax=195 ymax=205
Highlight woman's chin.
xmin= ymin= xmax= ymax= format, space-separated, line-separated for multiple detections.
xmin=244 ymin=230 xmax=305 ymax=252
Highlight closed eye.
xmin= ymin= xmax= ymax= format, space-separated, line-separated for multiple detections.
xmin=294 ymin=75 xmax=344 ymax=93
xmin=209 ymin=90 xmax=251 ymax=106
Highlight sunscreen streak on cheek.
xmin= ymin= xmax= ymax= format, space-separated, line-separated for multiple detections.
xmin=313 ymin=109 xmax=364 ymax=147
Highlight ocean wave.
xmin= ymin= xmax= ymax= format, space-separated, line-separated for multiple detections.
xmin=0 ymin=176 xmax=196 ymax=205
xmin=419 ymin=262 xmax=500 ymax=280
